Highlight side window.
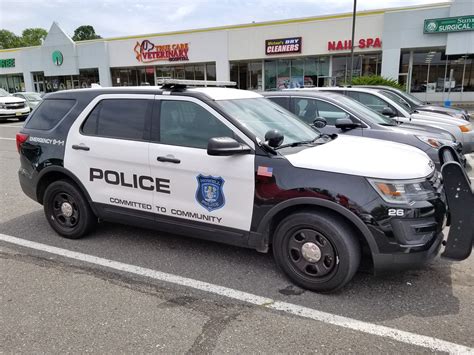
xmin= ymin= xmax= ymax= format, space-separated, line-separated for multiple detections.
xmin=267 ymin=97 xmax=290 ymax=110
xmin=25 ymin=99 xmax=76 ymax=130
xmin=292 ymin=98 xmax=318 ymax=124
xmin=82 ymin=99 xmax=150 ymax=140
xmin=345 ymin=91 xmax=359 ymax=101
xmin=159 ymin=100 xmax=235 ymax=149
xmin=356 ymin=92 xmax=389 ymax=114
xmin=315 ymin=100 xmax=350 ymax=126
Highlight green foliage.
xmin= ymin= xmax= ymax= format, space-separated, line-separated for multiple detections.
xmin=349 ymin=75 xmax=405 ymax=90
xmin=72 ymin=25 xmax=102 ymax=41
xmin=0 ymin=28 xmax=47 ymax=49
xmin=21 ymin=28 xmax=48 ymax=46
xmin=0 ymin=29 xmax=22 ymax=49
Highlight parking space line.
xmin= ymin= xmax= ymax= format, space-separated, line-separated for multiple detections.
xmin=0 ymin=137 xmax=15 ymax=141
xmin=0 ymin=124 xmax=24 ymax=128
xmin=0 ymin=233 xmax=472 ymax=354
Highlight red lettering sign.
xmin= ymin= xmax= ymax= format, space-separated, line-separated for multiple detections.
xmin=328 ymin=37 xmax=381 ymax=51
xmin=134 ymin=40 xmax=189 ymax=63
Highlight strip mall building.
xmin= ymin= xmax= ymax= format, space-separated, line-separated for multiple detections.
xmin=0 ymin=0 xmax=473 ymax=103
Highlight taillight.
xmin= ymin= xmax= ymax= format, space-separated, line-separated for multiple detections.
xmin=16 ymin=133 xmax=29 ymax=153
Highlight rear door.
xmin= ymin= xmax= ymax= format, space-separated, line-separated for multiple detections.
xmin=148 ymin=96 xmax=256 ymax=232
xmin=65 ymin=94 xmax=154 ymax=214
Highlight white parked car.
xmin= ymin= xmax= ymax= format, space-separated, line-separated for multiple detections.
xmin=12 ymin=92 xmax=43 ymax=111
xmin=0 ymin=88 xmax=30 ymax=122
xmin=297 ymin=87 xmax=474 ymax=154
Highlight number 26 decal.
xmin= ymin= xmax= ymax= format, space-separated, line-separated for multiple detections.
xmin=388 ymin=209 xmax=405 ymax=217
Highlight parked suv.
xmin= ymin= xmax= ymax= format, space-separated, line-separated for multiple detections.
xmin=263 ymin=91 xmax=464 ymax=168
xmin=0 ymin=88 xmax=30 ymax=122
xmin=355 ymin=85 xmax=471 ymax=121
xmin=17 ymin=81 xmax=473 ymax=292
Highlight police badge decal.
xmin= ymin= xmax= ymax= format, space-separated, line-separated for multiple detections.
xmin=195 ymin=175 xmax=226 ymax=212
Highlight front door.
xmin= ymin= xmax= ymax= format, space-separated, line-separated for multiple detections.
xmin=148 ymin=96 xmax=255 ymax=231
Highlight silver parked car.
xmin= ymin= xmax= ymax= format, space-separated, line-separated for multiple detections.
xmin=298 ymin=87 xmax=474 ymax=154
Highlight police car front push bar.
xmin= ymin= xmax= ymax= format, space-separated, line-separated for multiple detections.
xmin=439 ymin=145 xmax=473 ymax=261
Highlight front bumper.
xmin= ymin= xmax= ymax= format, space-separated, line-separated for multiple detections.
xmin=0 ymin=107 xmax=30 ymax=119
xmin=461 ymin=130 xmax=474 ymax=153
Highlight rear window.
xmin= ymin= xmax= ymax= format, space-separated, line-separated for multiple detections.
xmin=25 ymin=99 xmax=76 ymax=130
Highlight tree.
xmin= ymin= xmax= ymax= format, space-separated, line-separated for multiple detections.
xmin=348 ymin=75 xmax=405 ymax=90
xmin=0 ymin=29 xmax=22 ymax=49
xmin=21 ymin=28 xmax=48 ymax=47
xmin=72 ymin=25 xmax=102 ymax=41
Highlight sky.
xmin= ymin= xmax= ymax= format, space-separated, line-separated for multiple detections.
xmin=0 ymin=0 xmax=450 ymax=39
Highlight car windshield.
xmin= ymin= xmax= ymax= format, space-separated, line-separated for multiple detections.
xmin=332 ymin=94 xmax=397 ymax=125
xmin=379 ymin=90 xmax=414 ymax=111
xmin=391 ymin=88 xmax=424 ymax=106
xmin=0 ymin=88 xmax=9 ymax=97
xmin=216 ymin=98 xmax=319 ymax=145
xmin=24 ymin=93 xmax=42 ymax=101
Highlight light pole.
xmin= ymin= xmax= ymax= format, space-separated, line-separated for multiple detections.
xmin=349 ymin=0 xmax=357 ymax=85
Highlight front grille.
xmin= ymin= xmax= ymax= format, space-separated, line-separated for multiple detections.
xmin=5 ymin=102 xmax=25 ymax=109
xmin=428 ymin=171 xmax=443 ymax=195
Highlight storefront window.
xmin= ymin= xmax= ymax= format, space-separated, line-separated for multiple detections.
xmin=230 ymin=61 xmax=263 ymax=90
xmin=402 ymin=49 xmax=474 ymax=93
xmin=0 ymin=74 xmax=25 ymax=93
xmin=261 ymin=57 xmax=330 ymax=90
xmin=112 ymin=62 xmax=216 ymax=86
xmin=332 ymin=54 xmax=381 ymax=86
xmin=42 ymin=68 xmax=99 ymax=93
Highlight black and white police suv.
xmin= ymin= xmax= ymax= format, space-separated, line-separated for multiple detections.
xmin=17 ymin=80 xmax=473 ymax=292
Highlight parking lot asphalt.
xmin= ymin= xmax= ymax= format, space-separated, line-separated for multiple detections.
xmin=1 ymin=119 xmax=473 ymax=353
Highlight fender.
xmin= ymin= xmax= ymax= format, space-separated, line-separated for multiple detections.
xmin=256 ymin=197 xmax=380 ymax=255
xmin=36 ymin=165 xmax=99 ymax=215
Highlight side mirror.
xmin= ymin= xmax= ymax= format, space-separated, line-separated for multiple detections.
xmin=313 ymin=117 xmax=327 ymax=129
xmin=207 ymin=137 xmax=251 ymax=156
xmin=335 ymin=118 xmax=361 ymax=130
xmin=264 ymin=129 xmax=284 ymax=148
xmin=381 ymin=106 xmax=397 ymax=117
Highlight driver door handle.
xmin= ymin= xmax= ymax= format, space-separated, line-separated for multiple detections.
xmin=72 ymin=144 xmax=90 ymax=151
xmin=157 ymin=156 xmax=181 ymax=164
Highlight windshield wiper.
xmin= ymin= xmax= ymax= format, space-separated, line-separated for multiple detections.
xmin=274 ymin=134 xmax=322 ymax=150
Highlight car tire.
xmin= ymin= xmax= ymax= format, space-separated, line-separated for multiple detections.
xmin=18 ymin=116 xmax=27 ymax=122
xmin=43 ymin=179 xmax=97 ymax=239
xmin=272 ymin=210 xmax=361 ymax=293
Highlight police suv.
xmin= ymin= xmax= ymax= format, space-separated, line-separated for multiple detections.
xmin=17 ymin=80 xmax=473 ymax=293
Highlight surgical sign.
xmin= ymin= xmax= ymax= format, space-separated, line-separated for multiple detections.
xmin=134 ymin=40 xmax=189 ymax=63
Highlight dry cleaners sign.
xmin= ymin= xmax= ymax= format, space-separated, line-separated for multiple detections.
xmin=265 ymin=37 xmax=302 ymax=55
xmin=424 ymin=16 xmax=474 ymax=34
xmin=134 ymin=40 xmax=189 ymax=63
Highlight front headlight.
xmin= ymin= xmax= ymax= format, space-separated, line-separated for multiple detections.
xmin=460 ymin=123 xmax=472 ymax=132
xmin=416 ymin=135 xmax=455 ymax=149
xmin=368 ymin=178 xmax=436 ymax=204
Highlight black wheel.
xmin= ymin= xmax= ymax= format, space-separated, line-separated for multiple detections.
xmin=43 ymin=180 xmax=96 ymax=239
xmin=18 ymin=116 xmax=27 ymax=122
xmin=272 ymin=210 xmax=360 ymax=293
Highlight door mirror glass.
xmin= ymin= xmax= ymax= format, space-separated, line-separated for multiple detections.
xmin=382 ymin=106 xmax=397 ymax=117
xmin=264 ymin=129 xmax=284 ymax=148
xmin=207 ymin=137 xmax=251 ymax=156
xmin=313 ymin=117 xmax=327 ymax=129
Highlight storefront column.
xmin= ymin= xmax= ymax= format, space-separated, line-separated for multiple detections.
xmin=23 ymin=71 xmax=34 ymax=92
xmin=216 ymin=59 xmax=230 ymax=82
xmin=98 ymin=65 xmax=112 ymax=87
xmin=381 ymin=48 xmax=401 ymax=80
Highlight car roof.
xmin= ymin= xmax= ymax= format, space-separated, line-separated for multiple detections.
xmin=43 ymin=86 xmax=262 ymax=102
xmin=262 ymin=90 xmax=345 ymax=100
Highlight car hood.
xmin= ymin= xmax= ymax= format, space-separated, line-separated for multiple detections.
xmin=284 ymin=135 xmax=434 ymax=180
xmin=392 ymin=122 xmax=455 ymax=141
xmin=417 ymin=105 xmax=464 ymax=114
xmin=410 ymin=111 xmax=467 ymax=126
xmin=0 ymin=96 xmax=25 ymax=103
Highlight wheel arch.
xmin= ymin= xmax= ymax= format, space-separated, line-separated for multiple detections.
xmin=36 ymin=166 xmax=98 ymax=215
xmin=256 ymin=198 xmax=379 ymax=260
